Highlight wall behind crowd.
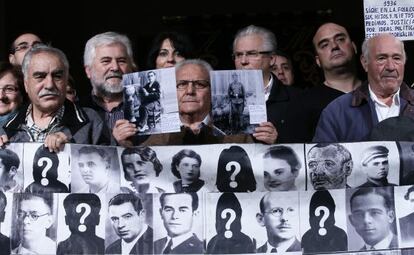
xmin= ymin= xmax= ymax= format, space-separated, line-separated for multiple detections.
xmin=2 ymin=0 xmax=414 ymax=104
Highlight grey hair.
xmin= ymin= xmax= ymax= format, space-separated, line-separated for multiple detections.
xmin=21 ymin=44 xmax=69 ymax=80
xmin=361 ymin=33 xmax=406 ymax=62
xmin=175 ymin=58 xmax=213 ymax=73
xmin=232 ymin=25 xmax=277 ymax=53
xmin=83 ymin=31 xmax=134 ymax=66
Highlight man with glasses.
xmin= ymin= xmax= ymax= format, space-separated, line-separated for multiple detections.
xmin=8 ymin=33 xmax=43 ymax=67
xmin=255 ymin=191 xmax=301 ymax=253
xmin=12 ymin=193 xmax=56 ymax=254
xmin=113 ymin=59 xmax=277 ymax=146
xmin=232 ymin=25 xmax=301 ymax=143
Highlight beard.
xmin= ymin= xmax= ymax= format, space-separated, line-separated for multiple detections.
xmin=90 ymin=70 xmax=124 ymax=98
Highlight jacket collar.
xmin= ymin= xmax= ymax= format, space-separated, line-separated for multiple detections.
xmin=267 ymin=73 xmax=290 ymax=103
xmin=4 ymin=100 xmax=88 ymax=137
xmin=352 ymin=81 xmax=414 ymax=107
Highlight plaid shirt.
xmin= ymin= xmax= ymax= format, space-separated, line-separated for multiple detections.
xmin=23 ymin=104 xmax=65 ymax=142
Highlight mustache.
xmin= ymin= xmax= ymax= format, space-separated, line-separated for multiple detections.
xmin=38 ymin=89 xmax=61 ymax=97
xmin=105 ymin=71 xmax=123 ymax=80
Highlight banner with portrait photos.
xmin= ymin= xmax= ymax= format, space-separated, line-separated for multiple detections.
xmin=1 ymin=141 xmax=414 ymax=254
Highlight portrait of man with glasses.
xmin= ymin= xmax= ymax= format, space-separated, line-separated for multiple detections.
xmin=11 ymin=193 xmax=56 ymax=254
xmin=255 ymin=191 xmax=301 ymax=253
xmin=8 ymin=33 xmax=43 ymax=67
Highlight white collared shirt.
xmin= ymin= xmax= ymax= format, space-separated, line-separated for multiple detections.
xmin=121 ymin=224 xmax=148 ymax=255
xmin=368 ymin=85 xmax=400 ymax=122
xmin=264 ymin=75 xmax=274 ymax=101
xmin=363 ymin=231 xmax=394 ymax=250
xmin=164 ymin=232 xmax=193 ymax=251
xmin=264 ymin=237 xmax=296 ymax=253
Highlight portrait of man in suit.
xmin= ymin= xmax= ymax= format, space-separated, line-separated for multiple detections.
xmin=106 ymin=193 xmax=153 ymax=254
xmin=348 ymin=187 xmax=398 ymax=250
xmin=256 ymin=191 xmax=301 ymax=253
xmin=154 ymin=193 xmax=203 ymax=254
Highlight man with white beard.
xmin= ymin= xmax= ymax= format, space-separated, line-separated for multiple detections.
xmin=83 ymin=32 xmax=137 ymax=139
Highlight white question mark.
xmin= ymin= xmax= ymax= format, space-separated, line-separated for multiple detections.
xmin=76 ymin=203 xmax=91 ymax=232
xmin=38 ymin=157 xmax=52 ymax=186
xmin=225 ymin=161 xmax=241 ymax=188
xmin=314 ymin=205 xmax=330 ymax=236
xmin=221 ymin=208 xmax=236 ymax=239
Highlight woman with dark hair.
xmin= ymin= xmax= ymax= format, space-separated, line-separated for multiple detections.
xmin=0 ymin=61 xmax=26 ymax=127
xmin=146 ymin=31 xmax=194 ymax=69
xmin=216 ymin=145 xmax=256 ymax=192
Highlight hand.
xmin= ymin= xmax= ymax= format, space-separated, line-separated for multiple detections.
xmin=0 ymin=135 xmax=9 ymax=147
xmin=44 ymin=132 xmax=69 ymax=153
xmin=253 ymin=122 xmax=278 ymax=144
xmin=113 ymin=119 xmax=137 ymax=148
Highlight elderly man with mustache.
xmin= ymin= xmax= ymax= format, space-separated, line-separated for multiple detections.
xmin=0 ymin=44 xmax=109 ymax=152
xmin=314 ymin=33 xmax=414 ymax=142
xmin=83 ymin=32 xmax=137 ymax=140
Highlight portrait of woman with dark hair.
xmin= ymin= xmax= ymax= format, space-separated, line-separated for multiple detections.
xmin=207 ymin=193 xmax=255 ymax=254
xmin=216 ymin=145 xmax=256 ymax=192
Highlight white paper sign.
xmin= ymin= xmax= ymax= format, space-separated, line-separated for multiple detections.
xmin=364 ymin=0 xmax=414 ymax=41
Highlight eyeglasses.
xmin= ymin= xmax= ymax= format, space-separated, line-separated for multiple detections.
xmin=17 ymin=210 xmax=49 ymax=221
xmin=176 ymin=80 xmax=210 ymax=90
xmin=11 ymin=41 xmax=44 ymax=54
xmin=263 ymin=207 xmax=295 ymax=217
xmin=232 ymin=50 xmax=272 ymax=60
xmin=0 ymin=86 xmax=19 ymax=94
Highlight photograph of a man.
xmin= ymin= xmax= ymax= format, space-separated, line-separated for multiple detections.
xmin=399 ymin=185 xmax=414 ymax=246
xmin=124 ymin=85 xmax=148 ymax=132
xmin=154 ymin=193 xmax=203 ymax=254
xmin=263 ymin=145 xmax=302 ymax=191
xmin=171 ymin=149 xmax=207 ymax=193
xmin=73 ymin=145 xmax=120 ymax=194
xmin=12 ymin=193 xmax=56 ymax=254
xmin=120 ymin=146 xmax=164 ymax=194
xmin=256 ymin=191 xmax=301 ymax=253
xmin=106 ymin=193 xmax=153 ymax=254
xmin=359 ymin=145 xmax=397 ymax=187
xmin=227 ymin=72 xmax=246 ymax=133
xmin=0 ymin=191 xmax=10 ymax=254
xmin=348 ymin=187 xmax=398 ymax=250
xmin=0 ymin=147 xmax=21 ymax=193
xmin=57 ymin=193 xmax=104 ymax=255
xmin=141 ymin=70 xmax=161 ymax=131
xmin=307 ymin=143 xmax=353 ymax=190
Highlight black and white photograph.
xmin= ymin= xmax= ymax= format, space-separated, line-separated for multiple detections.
xmin=205 ymin=192 xmax=257 ymax=254
xmin=153 ymin=192 xmax=204 ymax=254
xmin=260 ymin=144 xmax=306 ymax=192
xmin=321 ymin=249 xmax=401 ymax=255
xmin=305 ymin=143 xmax=354 ymax=190
xmin=23 ymin=143 xmax=70 ymax=193
xmin=71 ymin=144 xmax=121 ymax=194
xmin=0 ymin=143 xmax=23 ymax=193
xmin=397 ymin=142 xmax=414 ymax=186
xmin=395 ymin=185 xmax=414 ymax=248
xmin=346 ymin=142 xmax=399 ymax=188
xmin=118 ymin=146 xmax=171 ymax=194
xmin=122 ymin=67 xmax=180 ymax=135
xmin=56 ymin=193 xmax=105 ymax=254
xmin=215 ymin=145 xmax=257 ymax=193
xmin=11 ymin=193 xmax=58 ymax=254
xmin=0 ymin=192 xmax=12 ymax=254
xmin=346 ymin=186 xmax=399 ymax=251
xmin=105 ymin=193 xmax=153 ymax=254
xmin=210 ymin=70 xmax=267 ymax=135
xmin=255 ymin=191 xmax=302 ymax=254
xmin=299 ymin=189 xmax=348 ymax=253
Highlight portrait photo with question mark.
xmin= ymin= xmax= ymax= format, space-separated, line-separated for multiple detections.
xmin=23 ymin=143 xmax=71 ymax=193
xmin=299 ymin=188 xmax=348 ymax=253
xmin=56 ymin=193 xmax=106 ymax=254
xmin=205 ymin=192 xmax=259 ymax=254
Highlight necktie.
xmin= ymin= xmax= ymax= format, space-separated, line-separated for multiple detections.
xmin=163 ymin=239 xmax=173 ymax=254
xmin=270 ymin=247 xmax=277 ymax=253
